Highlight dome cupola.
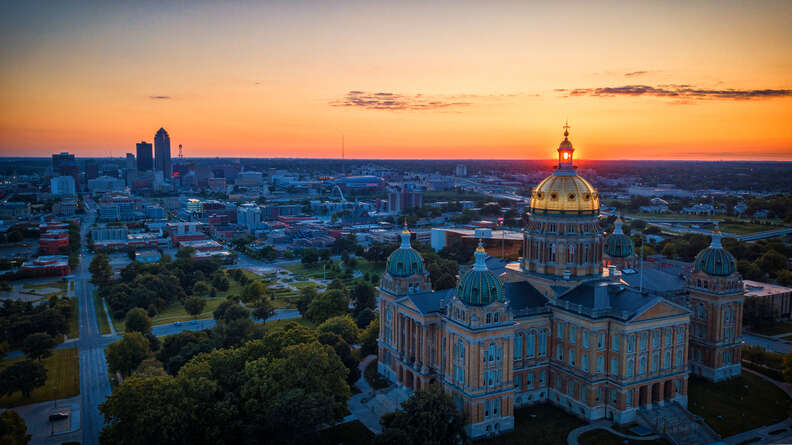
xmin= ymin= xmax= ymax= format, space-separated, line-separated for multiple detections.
xmin=693 ymin=226 xmax=736 ymax=276
xmin=529 ymin=123 xmax=599 ymax=216
xmin=605 ymin=217 xmax=634 ymax=258
xmin=385 ymin=222 xmax=425 ymax=277
xmin=456 ymin=241 xmax=504 ymax=306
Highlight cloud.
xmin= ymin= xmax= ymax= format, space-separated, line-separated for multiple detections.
xmin=624 ymin=71 xmax=649 ymax=77
xmin=149 ymin=95 xmax=171 ymax=100
xmin=562 ymin=84 xmax=792 ymax=101
xmin=330 ymin=91 xmax=525 ymax=111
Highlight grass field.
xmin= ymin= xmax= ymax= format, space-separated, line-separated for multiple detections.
xmin=476 ymin=404 xmax=587 ymax=445
xmin=23 ymin=281 xmax=68 ymax=291
xmin=688 ymin=372 xmax=790 ymax=437
xmin=0 ymin=348 xmax=80 ymax=408
xmin=149 ymin=297 xmax=226 ymax=326
xmin=67 ymin=297 xmax=79 ymax=339
xmin=93 ymin=292 xmax=111 ymax=335
xmin=716 ymin=222 xmax=786 ymax=235
xmin=578 ymin=429 xmax=671 ymax=445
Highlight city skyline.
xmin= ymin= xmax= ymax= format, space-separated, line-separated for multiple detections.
xmin=1 ymin=1 xmax=791 ymax=160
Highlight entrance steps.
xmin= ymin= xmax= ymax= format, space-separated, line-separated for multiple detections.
xmin=639 ymin=403 xmax=720 ymax=445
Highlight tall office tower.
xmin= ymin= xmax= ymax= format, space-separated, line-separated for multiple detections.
xmin=154 ymin=127 xmax=172 ymax=177
xmin=136 ymin=142 xmax=153 ymax=171
xmin=85 ymin=160 xmax=99 ymax=180
xmin=51 ymin=152 xmax=79 ymax=190
xmin=125 ymin=153 xmax=136 ymax=170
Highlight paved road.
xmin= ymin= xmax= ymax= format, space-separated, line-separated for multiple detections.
xmin=743 ymin=333 xmax=792 ymax=354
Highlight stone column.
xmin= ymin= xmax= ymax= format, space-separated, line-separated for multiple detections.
xmin=655 ymin=382 xmax=664 ymax=405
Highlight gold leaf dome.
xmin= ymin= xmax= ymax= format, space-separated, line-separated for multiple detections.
xmin=529 ymin=123 xmax=600 ymax=216
xmin=529 ymin=174 xmax=599 ymax=215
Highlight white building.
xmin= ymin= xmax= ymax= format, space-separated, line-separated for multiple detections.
xmin=51 ymin=175 xmax=76 ymax=196
xmin=87 ymin=176 xmax=125 ymax=193
xmin=237 ymin=203 xmax=261 ymax=230
xmin=455 ymin=164 xmax=468 ymax=177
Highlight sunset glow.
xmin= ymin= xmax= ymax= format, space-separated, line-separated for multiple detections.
xmin=1 ymin=1 xmax=791 ymax=160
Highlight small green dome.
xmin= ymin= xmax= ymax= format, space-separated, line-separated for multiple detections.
xmin=456 ymin=243 xmax=503 ymax=306
xmin=605 ymin=219 xmax=634 ymax=258
xmin=385 ymin=228 xmax=425 ymax=277
xmin=694 ymin=231 xmax=736 ymax=276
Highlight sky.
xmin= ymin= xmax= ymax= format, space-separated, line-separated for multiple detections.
xmin=1 ymin=0 xmax=791 ymax=160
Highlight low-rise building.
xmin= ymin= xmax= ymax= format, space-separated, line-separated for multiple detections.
xmin=22 ymin=255 xmax=71 ymax=276
xmin=744 ymin=280 xmax=792 ymax=320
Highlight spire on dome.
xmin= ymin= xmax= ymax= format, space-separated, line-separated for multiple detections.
xmin=400 ymin=220 xmax=412 ymax=248
xmin=710 ymin=223 xmax=723 ymax=249
xmin=614 ymin=217 xmax=624 ymax=235
xmin=556 ymin=120 xmax=575 ymax=170
xmin=563 ymin=119 xmax=570 ymax=139
xmin=472 ymin=239 xmax=488 ymax=271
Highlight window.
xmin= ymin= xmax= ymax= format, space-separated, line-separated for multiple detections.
xmin=489 ymin=343 xmax=495 ymax=363
xmin=582 ymin=330 xmax=589 ymax=349
xmin=626 ymin=358 xmax=634 ymax=377
xmin=567 ymin=381 xmax=574 ymax=397
xmin=640 ymin=332 xmax=648 ymax=351
xmin=664 ymin=350 xmax=671 ymax=369
xmin=611 ymin=357 xmax=619 ymax=376
xmin=597 ymin=387 xmax=603 ymax=403
xmin=569 ymin=325 xmax=577 ymax=344
xmin=515 ymin=334 xmax=523 ymax=358
xmin=539 ymin=370 xmax=546 ymax=385
xmin=677 ymin=327 xmax=685 ymax=345
xmin=556 ymin=344 xmax=563 ymax=361
xmin=557 ymin=322 xmax=564 ymax=339
xmin=597 ymin=355 xmax=604 ymax=374
xmin=485 ymin=400 xmax=490 ymax=417
xmin=526 ymin=372 xmax=534 ymax=388
xmin=627 ymin=334 xmax=635 ymax=353
xmin=611 ymin=389 xmax=618 ymax=405
xmin=486 ymin=313 xmax=491 ymax=324
xmin=526 ymin=332 xmax=535 ymax=358
xmin=582 ymin=354 xmax=589 ymax=372
xmin=676 ymin=349 xmax=683 ymax=367
xmin=496 ymin=345 xmax=502 ymax=361
xmin=515 ymin=373 xmax=521 ymax=388
xmin=493 ymin=399 xmax=499 ymax=416
xmin=652 ymin=330 xmax=659 ymax=348
xmin=652 ymin=352 xmax=659 ymax=372
xmin=626 ymin=390 xmax=632 ymax=408
xmin=538 ymin=331 xmax=547 ymax=357
xmin=597 ymin=331 xmax=605 ymax=349
xmin=569 ymin=349 xmax=576 ymax=366
xmin=555 ymin=374 xmax=561 ymax=389
xmin=665 ymin=328 xmax=672 ymax=347
xmin=639 ymin=356 xmax=647 ymax=375
xmin=612 ymin=334 xmax=620 ymax=352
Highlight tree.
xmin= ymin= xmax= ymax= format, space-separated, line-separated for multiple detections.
xmin=183 ymin=296 xmax=206 ymax=319
xmin=252 ymin=298 xmax=274 ymax=321
xmin=0 ymin=410 xmax=31 ymax=445
xmin=355 ymin=307 xmax=376 ymax=329
xmin=296 ymin=286 xmax=318 ymax=315
xmin=124 ymin=308 xmax=152 ymax=335
xmin=176 ymin=247 xmax=195 ymax=260
xmin=22 ymin=332 xmax=56 ymax=361
xmin=242 ymin=281 xmax=268 ymax=303
xmin=351 ymin=281 xmax=376 ymax=313
xmin=360 ymin=317 xmax=379 ymax=357
xmin=192 ymin=281 xmax=210 ymax=296
xmin=305 ymin=289 xmax=349 ymax=324
xmin=107 ymin=332 xmax=150 ymax=377
xmin=0 ymin=360 xmax=47 ymax=398
xmin=211 ymin=271 xmax=230 ymax=291
xmin=90 ymin=253 xmax=113 ymax=286
xmin=759 ymin=250 xmax=788 ymax=277
xmin=318 ymin=315 xmax=359 ymax=345
xmin=381 ymin=386 xmax=466 ymax=445
xmin=300 ymin=248 xmax=319 ymax=265
xmin=777 ymin=270 xmax=792 ymax=286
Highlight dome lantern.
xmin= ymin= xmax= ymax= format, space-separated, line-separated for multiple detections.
xmin=456 ymin=240 xmax=504 ymax=306
xmin=557 ymin=121 xmax=575 ymax=171
xmin=385 ymin=221 xmax=425 ymax=278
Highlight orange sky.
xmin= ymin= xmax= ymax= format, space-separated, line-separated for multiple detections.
xmin=1 ymin=1 xmax=791 ymax=160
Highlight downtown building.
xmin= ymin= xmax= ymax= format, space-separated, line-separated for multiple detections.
xmin=376 ymin=128 xmax=743 ymax=438
xmin=154 ymin=127 xmax=172 ymax=177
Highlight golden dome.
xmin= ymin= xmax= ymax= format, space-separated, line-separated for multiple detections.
xmin=529 ymin=174 xmax=599 ymax=215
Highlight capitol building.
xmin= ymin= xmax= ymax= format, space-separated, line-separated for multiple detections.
xmin=376 ymin=126 xmax=744 ymax=438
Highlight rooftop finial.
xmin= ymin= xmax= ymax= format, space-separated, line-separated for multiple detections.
xmin=473 ymin=239 xmax=487 ymax=271
xmin=400 ymin=220 xmax=412 ymax=248
xmin=563 ymin=119 xmax=570 ymax=139
xmin=710 ymin=223 xmax=723 ymax=249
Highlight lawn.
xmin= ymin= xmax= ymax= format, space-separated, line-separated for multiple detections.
xmin=688 ymin=372 xmax=790 ymax=437
xmin=364 ymin=359 xmax=390 ymax=390
xmin=578 ymin=429 xmax=671 ymax=445
xmin=475 ymin=403 xmax=587 ymax=445
xmin=23 ymin=280 xmax=68 ymax=291
xmin=93 ymin=292 xmax=111 ymax=335
xmin=318 ymin=420 xmax=374 ymax=445
xmin=67 ymin=297 xmax=79 ymax=339
xmin=0 ymin=348 xmax=80 ymax=408
xmin=112 ymin=297 xmax=228 ymax=331
xmin=717 ymin=222 xmax=786 ymax=235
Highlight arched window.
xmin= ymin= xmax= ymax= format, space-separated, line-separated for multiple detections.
xmin=538 ymin=330 xmax=547 ymax=357
xmin=489 ymin=343 xmax=496 ymax=362
xmin=526 ymin=332 xmax=535 ymax=358
xmin=514 ymin=334 xmax=523 ymax=358
xmin=626 ymin=358 xmax=634 ymax=377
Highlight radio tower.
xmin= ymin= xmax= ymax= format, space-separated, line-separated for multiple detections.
xmin=178 ymin=144 xmax=183 ymax=160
